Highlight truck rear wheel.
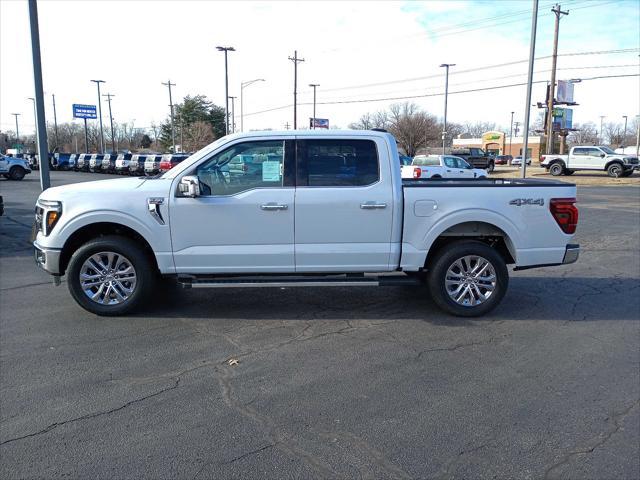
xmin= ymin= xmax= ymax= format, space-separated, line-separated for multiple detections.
xmin=549 ymin=162 xmax=564 ymax=176
xmin=67 ymin=235 xmax=156 ymax=316
xmin=9 ymin=166 xmax=26 ymax=180
xmin=427 ymin=240 xmax=508 ymax=317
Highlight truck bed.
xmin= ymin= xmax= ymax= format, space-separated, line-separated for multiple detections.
xmin=402 ymin=177 xmax=574 ymax=188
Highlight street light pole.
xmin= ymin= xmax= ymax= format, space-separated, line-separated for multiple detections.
xmin=90 ymin=79 xmax=106 ymax=153
xmin=11 ymin=113 xmax=21 ymax=145
xmin=509 ymin=111 xmax=515 ymax=161
xmin=240 ymin=78 xmax=265 ymax=132
xmin=520 ymin=0 xmax=539 ymax=178
xmin=28 ymin=97 xmax=38 ymax=152
xmin=102 ymin=93 xmax=116 ymax=153
xmin=216 ymin=46 xmax=235 ymax=135
xmin=440 ymin=63 xmax=456 ymax=154
xmin=309 ymin=83 xmax=319 ymax=129
xmin=228 ymin=96 xmax=236 ymax=133
xmin=162 ymin=80 xmax=176 ymax=153
xmin=622 ymin=115 xmax=628 ymax=148
xmin=52 ymin=94 xmax=59 ymax=150
xmin=599 ymin=115 xmax=606 ymax=144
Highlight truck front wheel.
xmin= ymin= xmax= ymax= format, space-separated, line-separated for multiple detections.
xmin=607 ymin=163 xmax=623 ymax=178
xmin=9 ymin=166 xmax=26 ymax=180
xmin=67 ymin=235 xmax=156 ymax=316
xmin=427 ymin=240 xmax=508 ymax=317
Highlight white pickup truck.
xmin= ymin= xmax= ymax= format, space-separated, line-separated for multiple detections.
xmin=541 ymin=145 xmax=639 ymax=177
xmin=401 ymin=154 xmax=488 ymax=179
xmin=32 ymin=130 xmax=580 ymax=317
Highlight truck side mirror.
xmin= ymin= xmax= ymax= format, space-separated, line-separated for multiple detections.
xmin=179 ymin=175 xmax=200 ymax=198
xmin=600 ymin=153 xmax=605 ymax=158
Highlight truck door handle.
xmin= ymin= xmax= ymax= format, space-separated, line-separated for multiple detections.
xmin=360 ymin=202 xmax=387 ymax=209
xmin=260 ymin=203 xmax=288 ymax=211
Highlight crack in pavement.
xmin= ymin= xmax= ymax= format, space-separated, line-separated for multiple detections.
xmin=416 ymin=334 xmax=508 ymax=359
xmin=542 ymin=398 xmax=640 ymax=479
xmin=433 ymin=437 xmax=497 ymax=479
xmin=0 ymin=378 xmax=181 ymax=447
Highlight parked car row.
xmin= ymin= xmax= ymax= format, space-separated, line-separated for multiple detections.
xmin=401 ymin=154 xmax=488 ymax=180
xmin=0 ymin=154 xmax=32 ymax=180
xmin=49 ymin=153 xmax=190 ymax=175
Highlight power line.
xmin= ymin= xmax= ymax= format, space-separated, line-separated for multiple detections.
xmin=243 ymin=73 xmax=639 ymax=116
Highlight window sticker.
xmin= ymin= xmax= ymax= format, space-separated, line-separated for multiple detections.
xmin=262 ymin=161 xmax=281 ymax=181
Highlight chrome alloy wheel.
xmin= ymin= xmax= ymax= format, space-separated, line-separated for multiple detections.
xmin=445 ymin=255 xmax=497 ymax=307
xmin=79 ymin=252 xmax=137 ymax=305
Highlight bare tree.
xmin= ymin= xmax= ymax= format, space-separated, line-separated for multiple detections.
xmin=460 ymin=121 xmax=498 ymax=138
xmin=387 ymin=102 xmax=439 ymax=157
xmin=603 ymin=122 xmax=625 ymax=147
xmin=184 ymin=121 xmax=215 ymax=152
xmin=567 ymin=122 xmax=598 ymax=146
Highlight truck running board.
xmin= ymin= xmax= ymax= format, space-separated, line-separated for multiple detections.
xmin=176 ymin=274 xmax=421 ymax=289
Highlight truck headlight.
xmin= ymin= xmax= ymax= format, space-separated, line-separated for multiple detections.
xmin=36 ymin=199 xmax=62 ymax=236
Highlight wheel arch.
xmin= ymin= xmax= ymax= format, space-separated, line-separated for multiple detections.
xmin=59 ymin=222 xmax=159 ymax=276
xmin=605 ymin=159 xmax=624 ymax=170
xmin=421 ymin=215 xmax=519 ymax=270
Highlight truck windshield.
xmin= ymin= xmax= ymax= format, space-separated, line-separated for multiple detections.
xmin=599 ymin=146 xmax=615 ymax=154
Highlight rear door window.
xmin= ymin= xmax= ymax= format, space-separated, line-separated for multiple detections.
xmin=299 ymin=139 xmax=379 ymax=187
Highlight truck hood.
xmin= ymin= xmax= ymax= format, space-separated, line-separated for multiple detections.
xmin=39 ymin=177 xmax=148 ymax=204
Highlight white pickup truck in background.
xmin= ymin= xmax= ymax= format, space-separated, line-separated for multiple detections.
xmin=541 ymin=145 xmax=639 ymax=177
xmin=401 ymin=154 xmax=488 ymax=179
xmin=33 ymin=130 xmax=580 ymax=317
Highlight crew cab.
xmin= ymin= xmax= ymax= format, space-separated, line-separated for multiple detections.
xmin=0 ymin=154 xmax=31 ymax=180
xmin=32 ymin=130 xmax=580 ymax=317
xmin=541 ymin=146 xmax=639 ymax=177
xmin=402 ymin=154 xmax=487 ymax=179
xmin=451 ymin=148 xmax=495 ymax=172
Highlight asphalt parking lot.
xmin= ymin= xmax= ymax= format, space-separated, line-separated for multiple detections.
xmin=1 ymin=171 xmax=639 ymax=479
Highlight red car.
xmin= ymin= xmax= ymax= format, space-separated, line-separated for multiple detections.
xmin=494 ymin=155 xmax=513 ymax=165
xmin=159 ymin=154 xmax=189 ymax=172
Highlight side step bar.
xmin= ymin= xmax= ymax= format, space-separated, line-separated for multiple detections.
xmin=177 ymin=274 xmax=421 ymax=289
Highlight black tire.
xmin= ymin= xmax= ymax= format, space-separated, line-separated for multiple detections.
xmin=427 ymin=240 xmax=509 ymax=317
xmin=486 ymin=162 xmax=495 ymax=173
xmin=67 ymin=235 xmax=156 ymax=316
xmin=607 ymin=162 xmax=623 ymax=178
xmin=549 ymin=162 xmax=564 ymax=176
xmin=8 ymin=166 xmax=26 ymax=181
xmin=431 ymin=175 xmax=442 ymax=179
xmin=2 ymin=174 xmax=9 ymax=179
xmin=621 ymin=170 xmax=633 ymax=177
xmin=564 ymin=169 xmax=575 ymax=176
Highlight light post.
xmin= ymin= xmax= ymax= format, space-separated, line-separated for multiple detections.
xmin=52 ymin=94 xmax=59 ymax=150
xmin=622 ymin=115 xmax=628 ymax=148
xmin=162 ymin=80 xmax=176 ymax=153
xmin=599 ymin=115 xmax=606 ymax=144
xmin=90 ymin=80 xmax=106 ymax=153
xmin=102 ymin=93 xmax=116 ymax=153
xmin=228 ymin=96 xmax=236 ymax=133
xmin=440 ymin=63 xmax=456 ymax=154
xmin=509 ymin=111 xmax=515 ymax=162
xmin=309 ymin=83 xmax=319 ymax=129
xmin=216 ymin=46 xmax=235 ymax=135
xmin=520 ymin=0 xmax=539 ymax=178
xmin=11 ymin=113 xmax=21 ymax=146
xmin=240 ymin=78 xmax=264 ymax=132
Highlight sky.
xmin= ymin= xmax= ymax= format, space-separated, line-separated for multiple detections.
xmin=1 ymin=0 xmax=639 ymax=137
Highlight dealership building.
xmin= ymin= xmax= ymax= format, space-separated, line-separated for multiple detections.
xmin=452 ymin=131 xmax=544 ymax=160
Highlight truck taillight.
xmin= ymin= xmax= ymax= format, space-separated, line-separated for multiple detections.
xmin=550 ymin=198 xmax=578 ymax=234
xmin=413 ymin=167 xmax=422 ymax=179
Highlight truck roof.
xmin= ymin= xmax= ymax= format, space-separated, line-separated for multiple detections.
xmin=223 ymin=129 xmax=394 ymax=139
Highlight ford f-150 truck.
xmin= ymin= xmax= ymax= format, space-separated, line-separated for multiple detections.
xmin=541 ymin=145 xmax=639 ymax=177
xmin=32 ymin=130 xmax=580 ymax=317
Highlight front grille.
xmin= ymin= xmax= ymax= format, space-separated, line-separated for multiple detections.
xmin=628 ymin=158 xmax=638 ymax=165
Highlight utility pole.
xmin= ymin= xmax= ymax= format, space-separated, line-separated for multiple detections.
xmin=228 ymin=96 xmax=237 ymax=133
xmin=288 ymin=50 xmax=305 ymax=129
xmin=509 ymin=111 xmax=515 ymax=160
xmin=440 ymin=63 xmax=456 ymax=154
xmin=636 ymin=115 xmax=640 ymax=158
xmin=102 ymin=93 xmax=116 ymax=153
xmin=240 ymin=78 xmax=264 ymax=132
xmin=52 ymin=94 xmax=59 ymax=150
xmin=90 ymin=79 xmax=106 ymax=154
xmin=521 ymin=0 xmax=539 ymax=178
xmin=309 ymin=83 xmax=319 ymax=128
xmin=545 ymin=4 xmax=569 ymax=155
xmin=11 ymin=113 xmax=21 ymax=146
xmin=622 ymin=115 xmax=628 ymax=147
xmin=216 ymin=46 xmax=235 ymax=135
xmin=599 ymin=115 xmax=606 ymax=144
xmin=162 ymin=80 xmax=176 ymax=153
